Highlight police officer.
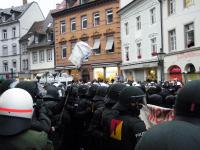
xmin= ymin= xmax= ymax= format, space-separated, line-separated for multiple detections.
xmin=103 ymin=86 xmax=146 ymax=150
xmin=0 ymin=88 xmax=53 ymax=150
xmin=136 ymin=80 xmax=200 ymax=150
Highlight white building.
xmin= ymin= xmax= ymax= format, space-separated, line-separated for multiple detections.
xmin=20 ymin=12 xmax=54 ymax=80
xmin=0 ymin=1 xmax=44 ymax=79
xmin=119 ymin=0 xmax=162 ymax=82
xmin=162 ymin=0 xmax=200 ymax=82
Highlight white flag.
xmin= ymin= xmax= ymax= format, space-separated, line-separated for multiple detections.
xmin=69 ymin=41 xmax=92 ymax=68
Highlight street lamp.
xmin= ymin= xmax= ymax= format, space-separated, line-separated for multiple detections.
xmin=157 ymin=51 xmax=166 ymax=82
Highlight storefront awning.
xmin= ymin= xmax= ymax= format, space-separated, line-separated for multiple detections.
xmin=120 ymin=61 xmax=158 ymax=70
xmin=105 ymin=36 xmax=114 ymax=51
xmin=65 ymin=65 xmax=78 ymax=70
xmin=92 ymin=38 xmax=100 ymax=50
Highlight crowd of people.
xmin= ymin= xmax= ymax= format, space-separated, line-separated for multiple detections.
xmin=0 ymin=78 xmax=199 ymax=150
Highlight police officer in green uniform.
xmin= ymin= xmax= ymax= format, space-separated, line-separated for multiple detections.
xmin=136 ymin=80 xmax=200 ymax=150
xmin=0 ymin=88 xmax=53 ymax=150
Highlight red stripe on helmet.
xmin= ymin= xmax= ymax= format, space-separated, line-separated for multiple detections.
xmin=0 ymin=108 xmax=33 ymax=113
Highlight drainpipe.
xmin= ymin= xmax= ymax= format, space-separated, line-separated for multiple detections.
xmin=158 ymin=0 xmax=163 ymax=53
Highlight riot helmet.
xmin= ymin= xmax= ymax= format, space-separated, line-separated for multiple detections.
xmin=87 ymin=84 xmax=99 ymax=99
xmin=0 ymin=88 xmax=33 ymax=136
xmin=93 ymin=86 xmax=108 ymax=101
xmin=175 ymin=80 xmax=200 ymax=117
xmin=78 ymin=84 xmax=89 ymax=97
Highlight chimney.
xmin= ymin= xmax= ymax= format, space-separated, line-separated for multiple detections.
xmin=23 ymin=0 xmax=27 ymax=5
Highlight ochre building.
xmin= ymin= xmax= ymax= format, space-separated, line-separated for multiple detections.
xmin=52 ymin=0 xmax=121 ymax=82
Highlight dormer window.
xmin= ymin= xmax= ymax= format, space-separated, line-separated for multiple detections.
xmin=12 ymin=13 xmax=15 ymax=20
xmin=35 ymin=35 xmax=38 ymax=44
xmin=2 ymin=16 xmax=6 ymax=22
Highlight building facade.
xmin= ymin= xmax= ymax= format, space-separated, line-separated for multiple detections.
xmin=0 ymin=1 xmax=44 ymax=79
xmin=119 ymin=0 xmax=162 ymax=82
xmin=162 ymin=0 xmax=200 ymax=82
xmin=20 ymin=12 xmax=54 ymax=80
xmin=52 ymin=0 xmax=121 ymax=82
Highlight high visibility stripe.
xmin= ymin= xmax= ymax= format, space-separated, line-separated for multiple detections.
xmin=0 ymin=108 xmax=32 ymax=113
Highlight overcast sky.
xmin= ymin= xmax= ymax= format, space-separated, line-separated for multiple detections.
xmin=0 ymin=0 xmax=63 ymax=17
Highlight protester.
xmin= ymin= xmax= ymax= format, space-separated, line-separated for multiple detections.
xmin=135 ymin=80 xmax=200 ymax=150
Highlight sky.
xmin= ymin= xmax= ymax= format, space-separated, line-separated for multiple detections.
xmin=0 ymin=0 xmax=63 ymax=17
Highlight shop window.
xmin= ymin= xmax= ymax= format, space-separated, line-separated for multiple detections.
xmin=106 ymin=67 xmax=118 ymax=82
xmin=94 ymin=68 xmax=104 ymax=80
xmin=184 ymin=0 xmax=194 ymax=8
xmin=185 ymin=22 xmax=194 ymax=48
xmin=105 ymin=36 xmax=114 ymax=53
xmin=92 ymin=38 xmax=101 ymax=54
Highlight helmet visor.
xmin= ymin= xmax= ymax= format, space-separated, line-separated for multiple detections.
xmin=129 ymin=95 xmax=147 ymax=109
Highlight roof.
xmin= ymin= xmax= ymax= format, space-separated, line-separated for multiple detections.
xmin=0 ymin=2 xmax=34 ymax=24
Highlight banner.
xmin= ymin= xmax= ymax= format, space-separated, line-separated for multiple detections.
xmin=69 ymin=41 xmax=92 ymax=68
xmin=140 ymin=104 xmax=175 ymax=129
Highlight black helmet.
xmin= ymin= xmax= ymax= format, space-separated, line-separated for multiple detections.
xmin=148 ymin=94 xmax=163 ymax=106
xmin=87 ymin=84 xmax=99 ymax=99
xmin=113 ymin=86 xmax=145 ymax=111
xmin=43 ymin=85 xmax=59 ymax=100
xmin=15 ymin=81 xmax=39 ymax=102
xmin=105 ymin=83 xmax=126 ymax=104
xmin=78 ymin=84 xmax=89 ymax=97
xmin=175 ymin=80 xmax=200 ymax=117
xmin=0 ymin=79 xmax=15 ymax=95
xmin=93 ymin=86 xmax=108 ymax=101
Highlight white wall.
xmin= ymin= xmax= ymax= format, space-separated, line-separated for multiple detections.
xmin=121 ymin=0 xmax=161 ymax=65
xmin=19 ymin=2 xmax=44 ymax=37
xmin=30 ymin=48 xmax=54 ymax=71
xmin=163 ymin=0 xmax=200 ymax=53
xmin=120 ymin=0 xmax=133 ymax=9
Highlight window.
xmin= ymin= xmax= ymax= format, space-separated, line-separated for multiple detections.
xmin=35 ymin=35 xmax=38 ymax=44
xmin=81 ymin=16 xmax=87 ymax=29
xmin=105 ymin=36 xmax=114 ymax=53
xmin=61 ymin=45 xmax=67 ymax=59
xmin=106 ymin=9 xmax=113 ymax=24
xmin=92 ymin=38 xmax=101 ymax=54
xmin=12 ymin=13 xmax=15 ymax=20
xmin=32 ymin=52 xmax=38 ymax=64
xmin=184 ymin=0 xmax=194 ymax=7
xmin=2 ymin=29 xmax=7 ymax=40
xmin=93 ymin=12 xmax=100 ymax=27
xmin=150 ymin=8 xmax=156 ymax=24
xmin=168 ymin=0 xmax=175 ymax=15
xmin=70 ymin=18 xmax=76 ymax=31
xmin=2 ymin=16 xmax=6 ymax=22
xmin=12 ymin=60 xmax=17 ymax=69
xmin=12 ymin=27 xmax=16 ymax=38
xmin=137 ymin=43 xmax=142 ymax=59
xmin=136 ymin=16 xmax=141 ymax=30
xmin=22 ymin=43 xmax=27 ymax=53
xmin=2 ymin=45 xmax=8 ymax=56
xmin=39 ymin=50 xmax=45 ymax=62
xmin=23 ymin=59 xmax=28 ymax=71
xmin=125 ymin=47 xmax=129 ymax=61
xmin=125 ymin=22 xmax=129 ymax=35
xmin=12 ymin=44 xmax=17 ymax=55
xmin=60 ymin=20 xmax=66 ymax=33
xmin=185 ymin=23 xmax=194 ymax=48
xmin=47 ymin=49 xmax=52 ymax=61
xmin=47 ymin=32 xmax=53 ymax=42
xmin=169 ymin=29 xmax=176 ymax=51
xmin=151 ymin=38 xmax=157 ymax=55
xmin=3 ymin=61 xmax=8 ymax=72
